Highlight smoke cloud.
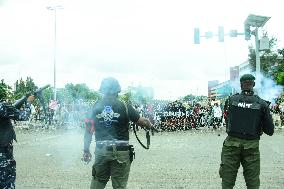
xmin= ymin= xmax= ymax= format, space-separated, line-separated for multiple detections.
xmin=230 ymin=73 xmax=283 ymax=104
xmin=254 ymin=74 xmax=283 ymax=104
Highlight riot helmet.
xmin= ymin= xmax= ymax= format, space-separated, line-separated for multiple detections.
xmin=99 ymin=77 xmax=121 ymax=95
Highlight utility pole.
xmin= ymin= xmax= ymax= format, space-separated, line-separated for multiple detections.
xmin=244 ymin=14 xmax=270 ymax=77
xmin=47 ymin=5 xmax=63 ymax=101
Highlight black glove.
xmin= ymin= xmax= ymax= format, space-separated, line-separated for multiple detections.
xmin=81 ymin=150 xmax=92 ymax=164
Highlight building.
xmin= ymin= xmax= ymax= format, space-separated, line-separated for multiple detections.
xmin=209 ymin=80 xmax=233 ymax=100
xmin=208 ymin=80 xmax=219 ymax=98
xmin=208 ymin=61 xmax=252 ymax=100
xmin=230 ymin=66 xmax=239 ymax=81
xmin=238 ymin=60 xmax=253 ymax=76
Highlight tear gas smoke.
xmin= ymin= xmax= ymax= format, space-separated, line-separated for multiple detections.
xmin=230 ymin=73 xmax=283 ymax=104
xmin=254 ymin=74 xmax=283 ymax=104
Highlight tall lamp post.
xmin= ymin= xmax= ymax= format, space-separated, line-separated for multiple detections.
xmin=244 ymin=14 xmax=270 ymax=77
xmin=47 ymin=5 xmax=63 ymax=101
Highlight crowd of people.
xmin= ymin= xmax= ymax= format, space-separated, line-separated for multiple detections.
xmin=15 ymin=100 xmax=93 ymax=129
xmin=131 ymin=100 xmax=225 ymax=131
xmin=130 ymin=97 xmax=284 ymax=132
xmin=14 ymin=94 xmax=284 ymax=132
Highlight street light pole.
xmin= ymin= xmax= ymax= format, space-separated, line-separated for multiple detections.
xmin=244 ymin=14 xmax=270 ymax=77
xmin=254 ymin=28 xmax=261 ymax=76
xmin=47 ymin=5 xmax=63 ymax=101
xmin=53 ymin=8 xmax=57 ymax=101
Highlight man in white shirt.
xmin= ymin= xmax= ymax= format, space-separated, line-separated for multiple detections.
xmin=213 ymin=103 xmax=222 ymax=129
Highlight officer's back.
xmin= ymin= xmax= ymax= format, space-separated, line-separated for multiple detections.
xmin=220 ymin=73 xmax=274 ymax=189
xmin=226 ymin=91 xmax=274 ymax=139
xmin=93 ymin=97 xmax=131 ymax=142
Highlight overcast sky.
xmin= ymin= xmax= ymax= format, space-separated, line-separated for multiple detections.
xmin=1 ymin=0 xmax=284 ymax=100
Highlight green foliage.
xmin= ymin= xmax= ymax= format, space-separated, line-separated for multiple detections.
xmin=182 ymin=94 xmax=195 ymax=102
xmin=0 ymin=79 xmax=13 ymax=101
xmin=276 ymin=72 xmax=284 ymax=85
xmin=119 ymin=91 xmax=132 ymax=103
xmin=12 ymin=77 xmax=44 ymax=107
xmin=274 ymin=48 xmax=284 ymax=85
xmin=14 ymin=77 xmax=37 ymax=99
xmin=1 ymin=77 xmax=101 ymax=105
xmin=278 ymin=48 xmax=284 ymax=58
xmin=42 ymin=87 xmax=54 ymax=103
xmin=62 ymin=83 xmax=100 ymax=103
xmin=248 ymin=33 xmax=284 ymax=83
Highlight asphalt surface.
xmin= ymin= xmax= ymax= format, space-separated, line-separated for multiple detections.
xmin=13 ymin=127 xmax=284 ymax=189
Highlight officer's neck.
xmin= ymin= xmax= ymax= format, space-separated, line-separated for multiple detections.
xmin=241 ymin=90 xmax=254 ymax=95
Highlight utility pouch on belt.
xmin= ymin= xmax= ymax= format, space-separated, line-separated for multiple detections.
xmin=129 ymin=145 xmax=135 ymax=163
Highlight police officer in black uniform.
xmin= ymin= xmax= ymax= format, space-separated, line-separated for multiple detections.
xmin=83 ymin=77 xmax=153 ymax=189
xmin=0 ymin=95 xmax=35 ymax=189
xmin=220 ymin=74 xmax=274 ymax=189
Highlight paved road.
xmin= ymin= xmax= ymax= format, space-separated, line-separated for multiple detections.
xmin=14 ymin=128 xmax=284 ymax=189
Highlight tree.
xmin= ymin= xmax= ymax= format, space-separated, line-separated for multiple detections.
xmin=248 ymin=32 xmax=284 ymax=84
xmin=119 ymin=91 xmax=132 ymax=103
xmin=0 ymin=79 xmax=13 ymax=101
xmin=248 ymin=35 xmax=278 ymax=73
xmin=14 ymin=77 xmax=37 ymax=100
xmin=182 ymin=94 xmax=195 ymax=102
xmin=62 ymin=83 xmax=100 ymax=103
xmin=277 ymin=48 xmax=284 ymax=58
xmin=276 ymin=72 xmax=284 ymax=85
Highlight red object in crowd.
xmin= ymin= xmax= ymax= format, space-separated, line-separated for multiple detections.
xmin=49 ymin=100 xmax=58 ymax=110
xmin=85 ymin=118 xmax=95 ymax=133
xmin=224 ymin=111 xmax=228 ymax=119
xmin=193 ymin=106 xmax=200 ymax=115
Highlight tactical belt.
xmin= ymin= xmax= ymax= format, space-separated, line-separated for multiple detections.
xmin=228 ymin=132 xmax=260 ymax=140
xmin=96 ymin=140 xmax=129 ymax=146
xmin=96 ymin=144 xmax=129 ymax=151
